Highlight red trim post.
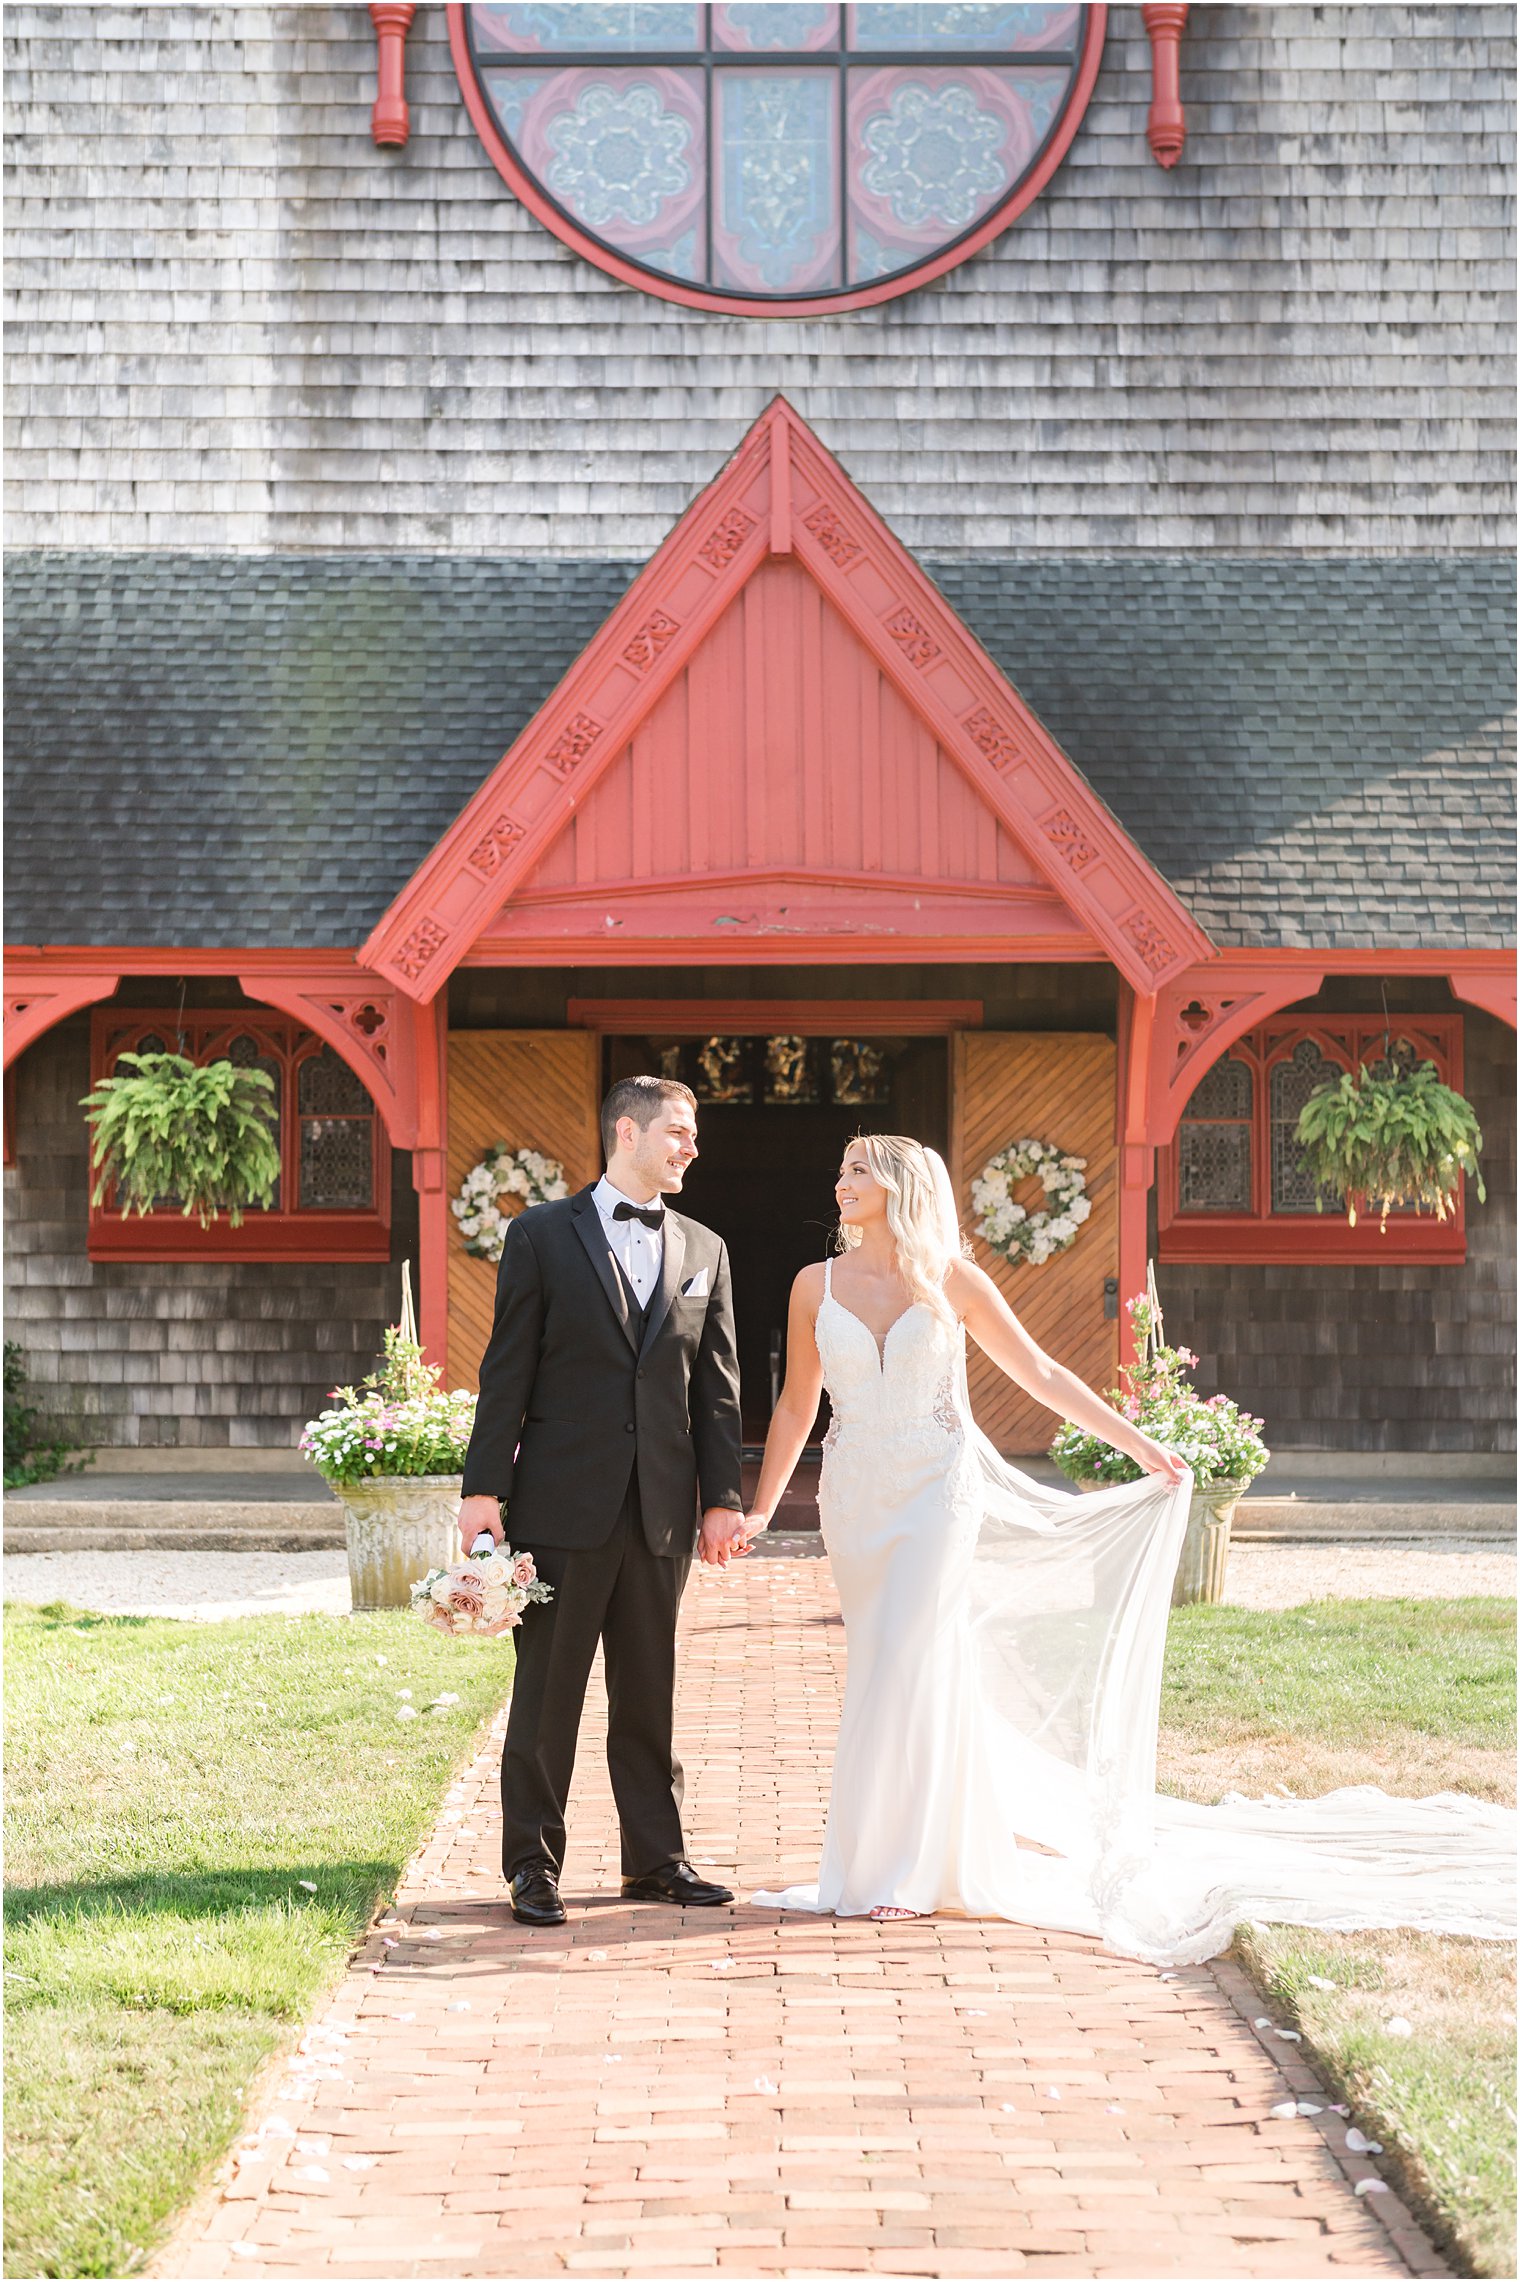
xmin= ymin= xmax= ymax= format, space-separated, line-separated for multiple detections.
xmin=1141 ymin=3 xmax=1188 ymax=170
xmin=1116 ymin=984 xmax=1157 ymax=1367
xmin=370 ymin=2 xmax=417 ymax=149
xmin=408 ymin=996 xmax=450 ymax=1378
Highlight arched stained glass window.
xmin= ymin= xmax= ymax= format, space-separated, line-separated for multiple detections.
xmin=1269 ymin=1039 xmax=1345 ymax=1214
xmin=452 ymin=3 xmax=1103 ymax=311
xmin=1176 ymin=1054 xmax=1253 ymax=1215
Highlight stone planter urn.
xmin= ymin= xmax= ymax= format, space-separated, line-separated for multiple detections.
xmin=1171 ymin=1477 xmax=1248 ymax=1608
xmin=332 ymin=1473 xmax=464 ymax=1613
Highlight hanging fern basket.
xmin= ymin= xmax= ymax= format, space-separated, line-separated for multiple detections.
xmin=1294 ymin=1056 xmax=1486 ymax=1232
xmin=80 ymin=1050 xmax=282 ymax=1228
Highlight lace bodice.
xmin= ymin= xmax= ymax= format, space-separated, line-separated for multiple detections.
xmin=816 ymin=1261 xmax=963 ymax=1446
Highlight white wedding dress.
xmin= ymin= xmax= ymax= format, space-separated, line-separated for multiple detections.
xmin=753 ymin=1255 xmax=1515 ymax=1966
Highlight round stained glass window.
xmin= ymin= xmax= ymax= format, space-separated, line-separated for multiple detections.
xmin=449 ymin=4 xmax=1105 ymax=314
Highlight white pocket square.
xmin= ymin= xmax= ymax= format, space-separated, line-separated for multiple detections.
xmin=681 ymin=1269 xmax=710 ymax=1299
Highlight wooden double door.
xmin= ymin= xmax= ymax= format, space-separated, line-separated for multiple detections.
xmin=445 ymin=1026 xmax=1117 ymax=1456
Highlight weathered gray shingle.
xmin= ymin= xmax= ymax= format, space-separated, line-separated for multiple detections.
xmin=4 ymin=551 xmax=1514 ymax=952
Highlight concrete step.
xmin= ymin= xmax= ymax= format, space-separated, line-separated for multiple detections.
xmin=6 ymin=1464 xmax=1512 ymax=1556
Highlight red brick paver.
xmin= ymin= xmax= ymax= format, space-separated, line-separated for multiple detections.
xmin=156 ymin=1560 xmax=1446 ymax=2281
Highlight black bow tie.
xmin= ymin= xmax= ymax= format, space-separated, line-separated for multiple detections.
xmin=613 ymin=1200 xmax=665 ymax=1232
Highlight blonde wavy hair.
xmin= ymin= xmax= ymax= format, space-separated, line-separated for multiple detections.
xmin=833 ymin=1133 xmax=967 ymax=1325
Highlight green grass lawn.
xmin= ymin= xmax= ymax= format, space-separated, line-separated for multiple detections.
xmin=5 ymin=1591 xmax=1513 ymax=2280
xmin=1160 ymin=1596 xmax=1516 ymax=2279
xmin=3 ymin=1599 xmax=514 ymax=2281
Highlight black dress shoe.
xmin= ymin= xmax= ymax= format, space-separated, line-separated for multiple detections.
xmin=621 ymin=1861 xmax=734 ymax=1906
xmin=510 ymin=1864 xmax=566 ymax=1925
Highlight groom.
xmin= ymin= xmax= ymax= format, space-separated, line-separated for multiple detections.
xmin=456 ymin=1074 xmax=749 ymax=1927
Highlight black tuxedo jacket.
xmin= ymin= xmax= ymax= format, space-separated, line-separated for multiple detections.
xmin=460 ymin=1184 xmax=744 ymax=1555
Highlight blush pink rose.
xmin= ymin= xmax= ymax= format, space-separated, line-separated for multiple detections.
xmin=446 ymin=1574 xmax=487 ymax=1623
xmin=511 ymin=1553 xmax=537 ymax=1587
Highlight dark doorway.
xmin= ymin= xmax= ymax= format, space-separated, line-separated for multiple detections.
xmin=603 ymin=1032 xmax=949 ymax=1445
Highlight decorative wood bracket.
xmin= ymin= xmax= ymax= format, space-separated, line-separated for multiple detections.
xmin=4 ymin=965 xmax=122 ymax=1068
xmin=1141 ymin=959 xmax=1328 ymax=1146
xmin=370 ymin=2 xmax=417 ymax=149
xmin=236 ymin=966 xmax=426 ymax=1150
xmin=1141 ymin=3 xmax=1189 ymax=170
xmin=1448 ymin=964 xmax=1517 ymax=1029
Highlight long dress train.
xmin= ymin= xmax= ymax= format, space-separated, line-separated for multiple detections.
xmin=752 ymin=1259 xmax=1514 ymax=1966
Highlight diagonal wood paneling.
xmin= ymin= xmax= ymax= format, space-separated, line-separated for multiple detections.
xmin=446 ymin=1031 xmax=600 ymax=1392
xmin=951 ymin=1033 xmax=1119 ymax=1454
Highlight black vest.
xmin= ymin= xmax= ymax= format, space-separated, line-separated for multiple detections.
xmin=610 ymin=1249 xmax=649 ymax=1333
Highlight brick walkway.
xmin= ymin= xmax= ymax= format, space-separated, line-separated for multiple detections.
xmin=158 ymin=1560 xmax=1446 ymax=2281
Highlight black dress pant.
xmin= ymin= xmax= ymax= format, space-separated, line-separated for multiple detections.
xmin=501 ymin=1477 xmax=692 ymax=1882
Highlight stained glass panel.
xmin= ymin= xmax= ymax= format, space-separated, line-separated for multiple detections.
xmin=713 ymin=69 xmax=840 ymax=291
xmin=472 ymin=4 xmax=702 ymax=54
xmin=229 ymin=1032 xmax=282 ymax=1210
xmin=713 ymin=2 xmax=838 ymax=50
xmin=1270 ymin=1039 xmax=1345 ymax=1213
xmin=297 ymin=1049 xmax=371 ymax=1118
xmin=485 ymin=66 xmax=706 ymax=278
xmin=1177 ymin=1123 xmax=1251 ymax=1214
xmin=299 ymin=1119 xmax=375 ymax=1211
xmin=847 ymin=66 xmax=1065 ymax=280
xmin=847 ymin=4 xmax=1079 ymax=51
xmin=1187 ymin=1053 xmax=1253 ymax=1121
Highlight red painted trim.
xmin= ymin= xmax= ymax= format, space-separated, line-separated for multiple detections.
xmin=447 ymin=6 xmax=1108 ymax=318
xmin=464 ymin=935 xmax=1102 ymax=970
xmin=7 ymin=946 xmax=388 ymax=969
xmin=566 ymin=999 xmax=984 ymax=1036
xmin=88 ymin=1216 xmax=394 ymax=1265
xmin=5 ymin=968 xmax=121 ymax=1067
xmin=413 ymin=995 xmax=450 ymax=1376
xmin=1115 ymin=984 xmax=1156 ymax=1369
xmin=235 ymin=968 xmax=418 ymax=1150
xmin=1141 ymin=3 xmax=1187 ymax=168
xmin=1157 ymin=1013 xmax=1469 ymax=1265
xmin=502 ymin=862 xmax=1077 ymax=908
xmin=1448 ymin=968 xmax=1518 ymax=1028
xmin=361 ymin=397 xmax=1209 ymax=999
xmin=86 ymin=1010 xmax=394 ymax=1264
xmin=1158 ymin=1219 xmax=1467 ymax=1266
xmin=1144 ymin=960 xmax=1327 ymax=1149
xmin=370 ymin=2 xmax=416 ymax=147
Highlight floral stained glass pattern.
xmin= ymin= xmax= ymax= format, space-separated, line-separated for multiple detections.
xmin=713 ymin=69 xmax=840 ymax=290
xmin=473 ymin=5 xmax=702 ymax=53
xmin=483 ymin=66 xmax=705 ymax=277
xmin=848 ymin=3 xmax=1079 ymax=49
xmin=459 ymin=2 xmax=1096 ymax=307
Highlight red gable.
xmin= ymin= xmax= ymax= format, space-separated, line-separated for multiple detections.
xmin=362 ymin=400 xmax=1214 ymax=994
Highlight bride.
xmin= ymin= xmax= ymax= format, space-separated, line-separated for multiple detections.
xmin=746 ymin=1134 xmax=1514 ymax=1964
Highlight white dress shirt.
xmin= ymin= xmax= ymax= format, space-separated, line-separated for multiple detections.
xmin=593 ymin=1174 xmax=665 ymax=1308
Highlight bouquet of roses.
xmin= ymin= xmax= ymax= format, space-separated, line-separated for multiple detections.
xmin=410 ymin=1534 xmax=553 ymax=1638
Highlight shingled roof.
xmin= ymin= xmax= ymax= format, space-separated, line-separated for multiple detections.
xmin=5 ymin=552 xmax=1514 ymax=952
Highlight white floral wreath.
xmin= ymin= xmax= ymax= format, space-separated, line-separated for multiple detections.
xmin=971 ymin=1139 xmax=1091 ymax=1267
xmin=452 ymin=1144 xmax=569 ymax=1263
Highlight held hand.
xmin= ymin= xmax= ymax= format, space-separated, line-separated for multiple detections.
xmin=457 ymin=1493 xmax=504 ymax=1556
xmin=698 ymin=1507 xmax=751 ymax=1567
